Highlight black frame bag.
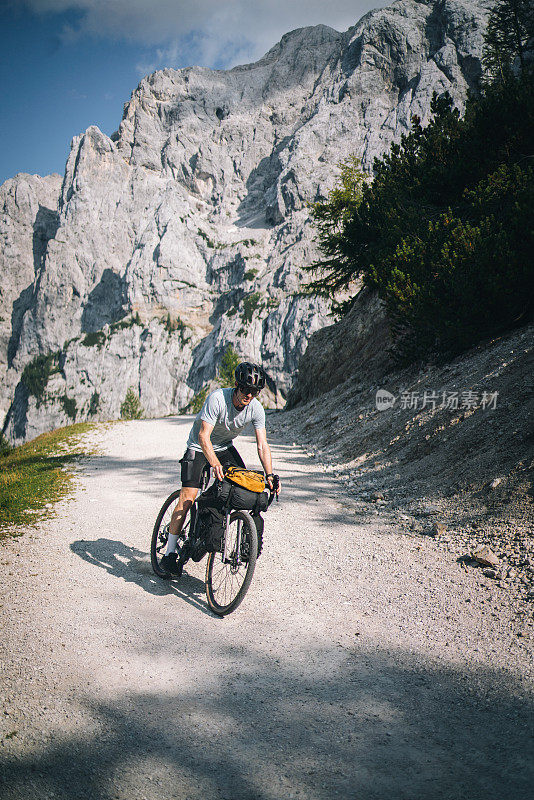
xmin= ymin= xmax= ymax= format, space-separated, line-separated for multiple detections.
xmin=196 ymin=484 xmax=225 ymax=552
xmin=218 ymin=479 xmax=269 ymax=512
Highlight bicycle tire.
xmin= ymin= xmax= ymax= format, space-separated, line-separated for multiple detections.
xmin=205 ymin=510 xmax=258 ymax=616
xmin=151 ymin=489 xmax=193 ymax=578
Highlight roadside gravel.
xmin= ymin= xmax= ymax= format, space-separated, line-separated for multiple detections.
xmin=1 ymin=417 xmax=533 ymax=800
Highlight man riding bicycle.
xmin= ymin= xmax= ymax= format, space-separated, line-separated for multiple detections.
xmin=160 ymin=361 xmax=281 ymax=575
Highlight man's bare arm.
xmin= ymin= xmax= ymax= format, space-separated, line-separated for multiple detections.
xmin=255 ymin=428 xmax=281 ymax=494
xmin=198 ymin=421 xmax=225 ymax=481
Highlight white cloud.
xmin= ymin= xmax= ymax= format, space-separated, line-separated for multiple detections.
xmin=22 ymin=0 xmax=389 ymax=70
xmin=66 ymin=87 xmax=88 ymax=100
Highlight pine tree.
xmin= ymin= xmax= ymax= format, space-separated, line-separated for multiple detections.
xmin=304 ymin=156 xmax=366 ymax=305
xmin=120 ymin=387 xmax=144 ymax=420
xmin=217 ymin=345 xmax=241 ymax=387
xmin=483 ymin=0 xmax=534 ymax=80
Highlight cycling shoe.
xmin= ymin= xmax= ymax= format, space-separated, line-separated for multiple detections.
xmin=159 ymin=552 xmax=182 ymax=576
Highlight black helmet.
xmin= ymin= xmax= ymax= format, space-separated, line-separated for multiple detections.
xmin=235 ymin=362 xmax=266 ymax=391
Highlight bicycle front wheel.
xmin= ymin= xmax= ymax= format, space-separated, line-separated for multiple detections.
xmin=151 ymin=490 xmax=192 ymax=578
xmin=205 ymin=511 xmax=258 ymax=615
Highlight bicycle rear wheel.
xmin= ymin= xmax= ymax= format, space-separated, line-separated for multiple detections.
xmin=205 ymin=511 xmax=258 ymax=615
xmin=151 ymin=490 xmax=193 ymax=578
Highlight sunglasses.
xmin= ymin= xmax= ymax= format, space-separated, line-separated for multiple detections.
xmin=237 ymin=385 xmax=260 ymax=397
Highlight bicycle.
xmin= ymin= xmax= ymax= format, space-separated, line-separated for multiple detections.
xmin=151 ymin=465 xmax=278 ymax=615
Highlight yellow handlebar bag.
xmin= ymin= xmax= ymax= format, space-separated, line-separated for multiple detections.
xmin=224 ymin=466 xmax=266 ymax=493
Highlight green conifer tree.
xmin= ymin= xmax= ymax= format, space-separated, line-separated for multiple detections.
xmin=217 ymin=345 xmax=241 ymax=387
xmin=483 ymin=0 xmax=534 ymax=80
xmin=120 ymin=387 xmax=144 ymax=420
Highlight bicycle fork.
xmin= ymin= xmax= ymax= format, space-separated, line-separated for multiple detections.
xmin=222 ymin=511 xmax=242 ymax=565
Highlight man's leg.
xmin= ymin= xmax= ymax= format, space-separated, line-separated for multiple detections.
xmin=160 ymin=449 xmax=206 ymax=575
xmin=160 ymin=488 xmax=198 ymax=576
xmin=166 ymin=448 xmax=208 ymax=551
xmin=168 ymin=486 xmax=197 ymax=540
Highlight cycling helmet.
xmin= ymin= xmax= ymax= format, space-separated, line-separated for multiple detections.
xmin=235 ymin=362 xmax=266 ymax=391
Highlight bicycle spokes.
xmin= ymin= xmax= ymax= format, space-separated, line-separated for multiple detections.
xmin=156 ymin=523 xmax=169 ymax=553
xmin=208 ymin=516 xmax=252 ymax=609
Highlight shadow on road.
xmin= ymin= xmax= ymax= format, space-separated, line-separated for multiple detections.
xmin=1 ymin=642 xmax=532 ymax=800
xmin=77 ymin=436 xmax=315 ymax=500
xmin=81 ymin=454 xmax=181 ymax=498
xmin=70 ymin=538 xmax=218 ymax=618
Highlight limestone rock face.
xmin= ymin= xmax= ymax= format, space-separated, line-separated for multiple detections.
xmin=0 ymin=173 xmax=62 ymax=426
xmin=0 ymin=0 xmax=489 ymax=443
xmin=287 ymin=286 xmax=394 ymax=408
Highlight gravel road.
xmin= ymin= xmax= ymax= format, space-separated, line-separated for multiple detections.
xmin=1 ymin=417 xmax=533 ymax=800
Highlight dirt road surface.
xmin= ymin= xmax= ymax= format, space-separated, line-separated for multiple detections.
xmin=1 ymin=417 xmax=533 ymax=799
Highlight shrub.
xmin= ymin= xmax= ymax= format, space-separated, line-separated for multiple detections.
xmin=163 ymin=314 xmax=190 ymax=344
xmin=21 ymin=353 xmax=60 ymax=403
xmin=120 ymin=387 xmax=144 ymax=420
xmin=59 ymin=395 xmax=77 ymax=421
xmin=88 ymin=391 xmax=100 ymax=416
xmin=0 ymin=434 xmax=11 ymax=457
xmin=241 ymin=292 xmax=262 ymax=324
xmin=197 ymin=228 xmax=216 ymax=248
xmin=82 ymin=331 xmax=107 ymax=348
xmin=110 ymin=313 xmax=142 ymax=332
xmin=243 ymin=268 xmax=258 ymax=281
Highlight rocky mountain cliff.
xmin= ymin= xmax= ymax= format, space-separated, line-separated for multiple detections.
xmin=0 ymin=0 xmax=489 ymax=443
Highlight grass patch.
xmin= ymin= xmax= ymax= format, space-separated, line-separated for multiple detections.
xmin=0 ymin=423 xmax=97 ymax=536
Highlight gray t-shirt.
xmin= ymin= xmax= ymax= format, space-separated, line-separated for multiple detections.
xmin=186 ymin=388 xmax=266 ymax=452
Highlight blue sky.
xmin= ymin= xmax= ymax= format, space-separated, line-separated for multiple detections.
xmin=0 ymin=1 xmax=388 ymax=187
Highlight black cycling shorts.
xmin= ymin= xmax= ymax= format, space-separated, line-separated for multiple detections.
xmin=180 ymin=445 xmax=246 ymax=488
